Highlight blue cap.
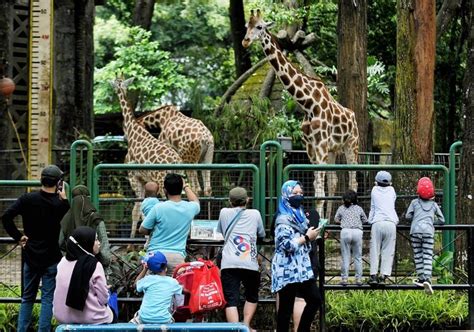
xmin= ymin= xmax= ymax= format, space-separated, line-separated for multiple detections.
xmin=145 ymin=251 xmax=167 ymax=273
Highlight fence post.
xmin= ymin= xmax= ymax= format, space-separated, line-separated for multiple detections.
xmin=319 ymin=236 xmax=326 ymax=331
xmin=259 ymin=141 xmax=283 ymax=228
xmin=69 ymin=140 xmax=94 ymax=193
xmin=448 ymin=141 xmax=462 ymax=251
xmin=469 ymin=227 xmax=474 ymax=329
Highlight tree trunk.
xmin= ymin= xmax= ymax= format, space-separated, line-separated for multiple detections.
xmin=0 ymin=0 xmax=13 ymax=179
xmin=393 ymin=0 xmax=436 ymax=164
xmin=337 ymin=0 xmax=368 ymax=152
xmin=457 ymin=0 xmax=473 ymax=226
xmin=55 ymin=0 xmax=95 ymax=149
xmin=229 ymin=0 xmax=251 ymax=77
xmin=133 ymin=0 xmax=155 ymax=31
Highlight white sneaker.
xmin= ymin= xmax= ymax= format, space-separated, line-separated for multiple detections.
xmin=413 ymin=279 xmax=424 ymax=287
xmin=423 ymin=281 xmax=433 ymax=295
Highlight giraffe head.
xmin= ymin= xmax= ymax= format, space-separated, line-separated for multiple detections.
xmin=242 ymin=9 xmax=274 ymax=48
xmin=110 ymin=77 xmax=134 ymax=93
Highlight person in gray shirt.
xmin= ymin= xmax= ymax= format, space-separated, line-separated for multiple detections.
xmin=335 ymin=190 xmax=368 ymax=286
xmin=405 ymin=177 xmax=445 ymax=295
xmin=217 ymin=187 xmax=265 ymax=331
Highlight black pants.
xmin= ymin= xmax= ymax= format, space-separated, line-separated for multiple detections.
xmin=277 ymin=279 xmax=321 ymax=332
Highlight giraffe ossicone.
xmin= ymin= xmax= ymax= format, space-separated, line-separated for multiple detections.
xmin=243 ymin=10 xmax=360 ymax=219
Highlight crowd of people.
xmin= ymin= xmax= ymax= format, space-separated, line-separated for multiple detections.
xmin=1 ymin=165 xmax=445 ymax=331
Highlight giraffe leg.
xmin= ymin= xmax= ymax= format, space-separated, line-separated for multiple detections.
xmin=326 ymin=152 xmax=338 ymax=221
xmin=186 ymin=170 xmax=202 ymax=194
xmin=129 ymin=173 xmax=145 ymax=238
xmin=200 ymin=141 xmax=214 ymax=196
xmin=344 ymin=141 xmax=359 ymax=192
xmin=313 ymin=170 xmax=326 ymax=218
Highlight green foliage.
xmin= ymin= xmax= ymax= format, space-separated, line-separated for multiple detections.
xmin=326 ymin=290 xmax=467 ymax=331
xmin=94 ymin=16 xmax=129 ymax=68
xmin=367 ymin=56 xmax=392 ymax=119
xmin=94 ymin=26 xmax=191 ymax=114
xmin=247 ymin=0 xmax=308 ymax=27
xmin=432 ymin=251 xmax=454 ymax=284
xmin=0 ymin=286 xmax=59 ymax=331
xmin=108 ymin=248 xmax=141 ymax=297
xmin=314 ymin=56 xmax=392 ymax=119
xmin=151 ymin=1 xmax=235 ymax=109
xmin=203 ymin=95 xmax=302 ymax=150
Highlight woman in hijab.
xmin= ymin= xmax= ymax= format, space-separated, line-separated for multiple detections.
xmin=59 ymin=185 xmax=111 ymax=267
xmin=53 ymin=226 xmax=114 ymax=324
xmin=272 ymin=180 xmax=321 ymax=332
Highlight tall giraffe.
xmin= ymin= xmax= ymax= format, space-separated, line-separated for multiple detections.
xmin=111 ymin=78 xmax=182 ymax=237
xmin=243 ymin=10 xmax=359 ymax=219
xmin=136 ymin=105 xmax=214 ymax=196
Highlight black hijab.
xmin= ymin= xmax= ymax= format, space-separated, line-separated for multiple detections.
xmin=65 ymin=226 xmax=99 ymax=311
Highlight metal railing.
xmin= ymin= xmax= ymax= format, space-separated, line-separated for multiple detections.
xmin=91 ymin=163 xmax=260 ymax=211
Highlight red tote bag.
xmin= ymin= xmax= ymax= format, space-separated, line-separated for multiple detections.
xmin=188 ymin=260 xmax=226 ymax=314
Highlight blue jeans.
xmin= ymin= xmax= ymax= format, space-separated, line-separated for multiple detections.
xmin=17 ymin=262 xmax=57 ymax=332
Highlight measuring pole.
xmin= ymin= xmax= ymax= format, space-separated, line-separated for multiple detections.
xmin=28 ymin=0 xmax=53 ymax=179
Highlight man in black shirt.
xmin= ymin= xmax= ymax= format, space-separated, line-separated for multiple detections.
xmin=2 ymin=165 xmax=70 ymax=332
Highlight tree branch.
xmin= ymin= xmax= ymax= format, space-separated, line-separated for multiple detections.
xmin=215 ymin=57 xmax=269 ymax=116
xmin=436 ymin=0 xmax=461 ymax=40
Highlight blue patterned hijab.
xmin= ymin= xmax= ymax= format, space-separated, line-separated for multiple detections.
xmin=277 ymin=180 xmax=307 ymax=225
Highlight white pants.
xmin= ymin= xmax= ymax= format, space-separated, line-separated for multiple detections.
xmin=370 ymin=221 xmax=396 ymax=276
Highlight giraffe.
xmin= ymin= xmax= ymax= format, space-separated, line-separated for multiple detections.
xmin=136 ymin=105 xmax=214 ymax=196
xmin=242 ymin=10 xmax=359 ymax=219
xmin=111 ymin=77 xmax=182 ymax=237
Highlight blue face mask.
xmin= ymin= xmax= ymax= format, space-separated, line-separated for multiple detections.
xmin=288 ymin=195 xmax=304 ymax=208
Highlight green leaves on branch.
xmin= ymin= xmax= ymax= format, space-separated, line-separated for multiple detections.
xmin=94 ymin=26 xmax=191 ymax=114
xmin=204 ymin=95 xmax=302 ymax=150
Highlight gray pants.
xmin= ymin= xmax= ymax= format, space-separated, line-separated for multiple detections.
xmin=370 ymin=221 xmax=397 ymax=276
xmin=340 ymin=228 xmax=363 ymax=279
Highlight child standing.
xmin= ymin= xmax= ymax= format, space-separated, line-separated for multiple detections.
xmin=131 ymin=251 xmax=183 ymax=324
xmin=405 ymin=177 xmax=445 ymax=295
xmin=368 ymin=171 xmax=399 ymax=285
xmin=335 ymin=190 xmax=367 ymax=286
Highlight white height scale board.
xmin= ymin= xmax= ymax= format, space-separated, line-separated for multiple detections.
xmin=28 ymin=0 xmax=53 ymax=179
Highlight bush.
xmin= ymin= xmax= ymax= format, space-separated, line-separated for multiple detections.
xmin=325 ymin=290 xmax=467 ymax=331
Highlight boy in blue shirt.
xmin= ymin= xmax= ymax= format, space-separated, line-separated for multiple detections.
xmin=131 ymin=251 xmax=183 ymax=324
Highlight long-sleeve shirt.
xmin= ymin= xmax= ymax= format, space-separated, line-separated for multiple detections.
xmin=334 ymin=204 xmax=367 ymax=229
xmin=405 ymin=198 xmax=445 ymax=236
xmin=2 ymin=190 xmax=70 ymax=269
xmin=271 ymin=215 xmax=314 ymax=293
xmin=53 ymin=257 xmax=113 ymax=324
xmin=368 ymin=186 xmax=399 ymax=224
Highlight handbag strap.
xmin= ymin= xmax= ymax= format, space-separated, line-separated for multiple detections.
xmin=223 ymin=209 xmax=245 ymax=243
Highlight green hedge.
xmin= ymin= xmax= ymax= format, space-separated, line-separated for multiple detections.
xmin=0 ymin=287 xmax=467 ymax=331
xmin=326 ymin=290 xmax=467 ymax=331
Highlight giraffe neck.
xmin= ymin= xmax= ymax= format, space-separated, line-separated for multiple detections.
xmin=117 ymin=88 xmax=146 ymax=141
xmin=260 ymin=30 xmax=325 ymax=117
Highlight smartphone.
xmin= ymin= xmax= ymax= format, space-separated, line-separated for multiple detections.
xmin=56 ymin=179 xmax=64 ymax=192
xmin=318 ymin=219 xmax=328 ymax=236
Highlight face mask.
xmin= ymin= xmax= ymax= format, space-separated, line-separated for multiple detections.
xmin=288 ymin=195 xmax=304 ymax=208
